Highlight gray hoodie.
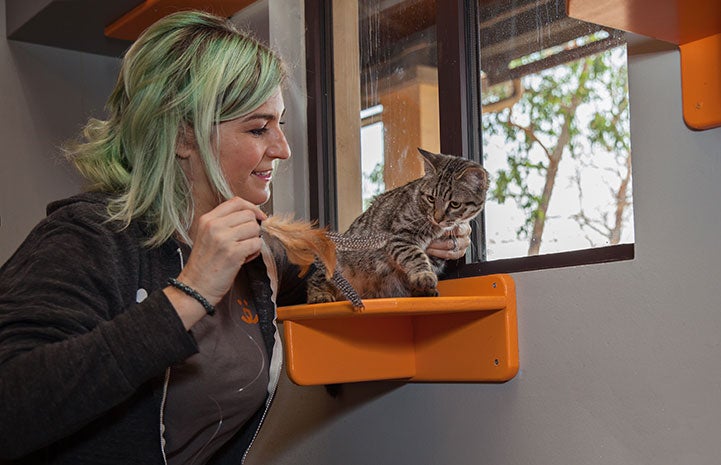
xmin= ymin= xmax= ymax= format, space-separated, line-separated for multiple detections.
xmin=0 ymin=192 xmax=306 ymax=464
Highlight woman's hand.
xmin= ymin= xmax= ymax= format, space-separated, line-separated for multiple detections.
xmin=165 ymin=197 xmax=267 ymax=328
xmin=426 ymin=222 xmax=472 ymax=261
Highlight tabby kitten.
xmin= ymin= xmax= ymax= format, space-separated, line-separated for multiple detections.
xmin=307 ymin=148 xmax=488 ymax=303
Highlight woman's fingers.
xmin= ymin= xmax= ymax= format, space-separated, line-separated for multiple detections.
xmin=454 ymin=221 xmax=472 ymax=239
xmin=199 ymin=209 xmax=260 ymax=245
xmin=209 ymin=196 xmax=267 ymax=222
xmin=178 ymin=198 xmax=266 ymax=304
xmin=426 ymin=222 xmax=472 ymax=260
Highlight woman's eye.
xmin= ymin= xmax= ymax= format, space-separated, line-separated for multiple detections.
xmin=250 ymin=127 xmax=268 ymax=136
xmin=449 ymin=201 xmax=461 ymax=208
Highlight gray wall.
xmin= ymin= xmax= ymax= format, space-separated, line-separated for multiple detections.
xmin=0 ymin=1 xmax=119 ymax=262
xmin=248 ymin=44 xmax=721 ymax=465
xmin=3 ymin=2 xmax=721 ymax=463
xmin=0 ymin=0 xmax=309 ymax=264
xmin=232 ymin=0 xmax=310 ymax=219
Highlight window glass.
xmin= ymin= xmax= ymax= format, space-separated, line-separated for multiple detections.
xmin=356 ymin=0 xmax=439 ymax=224
xmin=479 ymin=0 xmax=634 ymax=258
xmin=328 ymin=0 xmax=633 ymax=268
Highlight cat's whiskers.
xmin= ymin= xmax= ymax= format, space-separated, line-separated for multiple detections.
xmin=413 ymin=221 xmax=436 ymax=240
xmin=403 ymin=217 xmax=436 ymax=236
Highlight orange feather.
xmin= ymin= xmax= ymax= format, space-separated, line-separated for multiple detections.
xmin=261 ymin=215 xmax=336 ymax=279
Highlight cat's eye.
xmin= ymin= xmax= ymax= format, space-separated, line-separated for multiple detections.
xmin=425 ymin=195 xmax=435 ymax=203
xmin=449 ymin=201 xmax=461 ymax=209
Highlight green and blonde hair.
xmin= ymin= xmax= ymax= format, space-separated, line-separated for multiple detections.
xmin=65 ymin=10 xmax=286 ymax=246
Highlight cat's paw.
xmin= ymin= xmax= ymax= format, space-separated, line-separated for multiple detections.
xmin=412 ymin=287 xmax=440 ymax=297
xmin=307 ymin=291 xmax=337 ymax=304
xmin=409 ymin=271 xmax=439 ymax=297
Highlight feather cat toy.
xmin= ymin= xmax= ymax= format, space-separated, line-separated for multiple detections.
xmin=260 ymin=216 xmax=365 ymax=309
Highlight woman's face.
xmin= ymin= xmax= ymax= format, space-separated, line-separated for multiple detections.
xmin=182 ymin=89 xmax=291 ymax=211
xmin=216 ymin=90 xmax=291 ymax=205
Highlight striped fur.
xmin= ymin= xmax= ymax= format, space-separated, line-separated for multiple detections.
xmin=307 ymin=148 xmax=489 ymax=303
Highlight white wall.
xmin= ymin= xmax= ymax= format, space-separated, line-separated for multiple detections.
xmin=247 ymin=44 xmax=721 ymax=465
xmin=0 ymin=0 xmax=120 ymax=263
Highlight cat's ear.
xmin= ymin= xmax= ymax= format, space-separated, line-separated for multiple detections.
xmin=418 ymin=147 xmax=440 ymax=174
xmin=457 ymin=166 xmax=489 ymax=189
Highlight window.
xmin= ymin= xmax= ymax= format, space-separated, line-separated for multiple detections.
xmin=360 ymin=105 xmax=385 ymax=209
xmin=478 ymin=1 xmax=633 ymax=261
xmin=305 ymin=0 xmax=634 ymax=275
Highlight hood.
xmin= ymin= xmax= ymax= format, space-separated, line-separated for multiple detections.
xmin=46 ymin=191 xmax=113 ymax=216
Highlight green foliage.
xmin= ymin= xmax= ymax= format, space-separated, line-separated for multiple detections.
xmin=483 ymin=45 xmax=630 ymax=244
xmin=363 ymin=161 xmax=385 ymax=210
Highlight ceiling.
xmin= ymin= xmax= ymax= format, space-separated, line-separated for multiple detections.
xmin=6 ymin=0 xmax=143 ymax=56
xmin=7 ymin=0 xmax=623 ymax=83
xmin=5 ymin=0 xmax=256 ymax=56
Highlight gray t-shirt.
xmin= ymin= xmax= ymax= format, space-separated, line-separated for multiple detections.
xmin=164 ymin=270 xmax=269 ymax=465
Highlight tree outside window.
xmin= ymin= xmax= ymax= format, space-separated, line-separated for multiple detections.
xmin=482 ymin=41 xmax=633 ymax=259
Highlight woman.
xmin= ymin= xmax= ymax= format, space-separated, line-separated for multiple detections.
xmin=0 ymin=10 xmax=469 ymax=464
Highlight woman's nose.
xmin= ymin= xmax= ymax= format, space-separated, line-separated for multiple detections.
xmin=270 ymin=128 xmax=291 ymax=159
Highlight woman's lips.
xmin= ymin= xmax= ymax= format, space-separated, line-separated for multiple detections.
xmin=252 ymin=169 xmax=272 ymax=181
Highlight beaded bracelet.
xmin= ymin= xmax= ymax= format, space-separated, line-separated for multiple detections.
xmin=167 ymin=278 xmax=216 ymax=316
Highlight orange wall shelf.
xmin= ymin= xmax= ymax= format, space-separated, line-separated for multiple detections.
xmin=567 ymin=0 xmax=721 ymax=130
xmin=276 ymin=274 xmax=519 ymax=385
xmin=104 ymin=0 xmax=257 ymax=41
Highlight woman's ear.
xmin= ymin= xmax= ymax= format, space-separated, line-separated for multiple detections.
xmin=175 ymin=125 xmax=197 ymax=160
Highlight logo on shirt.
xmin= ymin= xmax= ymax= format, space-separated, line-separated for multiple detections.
xmin=237 ymin=298 xmax=259 ymax=324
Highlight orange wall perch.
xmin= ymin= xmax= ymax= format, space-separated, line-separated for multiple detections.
xmin=567 ymin=0 xmax=721 ymax=130
xmin=277 ymin=274 xmax=519 ymax=385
